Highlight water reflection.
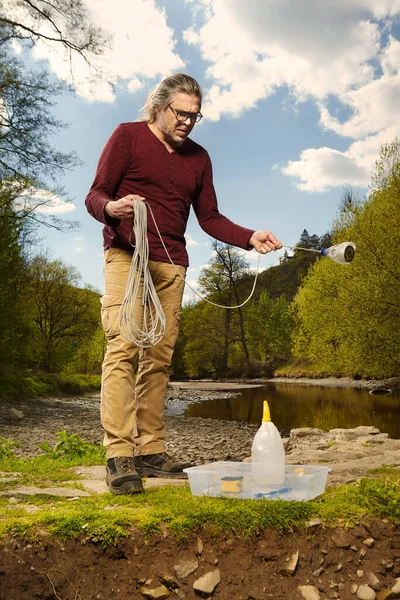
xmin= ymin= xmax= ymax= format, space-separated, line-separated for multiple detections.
xmin=185 ymin=383 xmax=400 ymax=439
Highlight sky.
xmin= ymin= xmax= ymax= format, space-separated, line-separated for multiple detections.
xmin=10 ymin=0 xmax=400 ymax=301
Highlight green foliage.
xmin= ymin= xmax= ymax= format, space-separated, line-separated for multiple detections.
xmin=0 ymin=373 xmax=101 ymax=401
xmin=0 ymin=437 xmax=21 ymax=460
xmin=39 ymin=430 xmax=105 ymax=462
xmin=292 ymin=140 xmax=400 ymax=378
xmin=247 ymin=291 xmax=293 ymax=365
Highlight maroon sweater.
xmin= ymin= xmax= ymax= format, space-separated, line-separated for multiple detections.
xmin=85 ymin=121 xmax=255 ymax=266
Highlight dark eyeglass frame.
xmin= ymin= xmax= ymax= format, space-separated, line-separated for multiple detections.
xmin=168 ymin=104 xmax=203 ymax=124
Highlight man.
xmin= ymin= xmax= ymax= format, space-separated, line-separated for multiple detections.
xmin=85 ymin=73 xmax=282 ymax=495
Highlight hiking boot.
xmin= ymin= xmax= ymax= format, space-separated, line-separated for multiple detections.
xmin=106 ymin=457 xmax=144 ymax=494
xmin=134 ymin=453 xmax=193 ymax=479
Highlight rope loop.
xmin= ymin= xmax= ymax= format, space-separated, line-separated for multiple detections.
xmin=119 ymin=199 xmax=261 ymax=347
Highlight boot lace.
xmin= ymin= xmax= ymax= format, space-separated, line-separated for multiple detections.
xmin=115 ymin=457 xmax=135 ymax=473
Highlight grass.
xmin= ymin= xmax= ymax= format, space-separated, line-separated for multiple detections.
xmin=0 ymin=435 xmax=399 ymax=548
xmin=0 ymin=372 xmax=101 ymax=401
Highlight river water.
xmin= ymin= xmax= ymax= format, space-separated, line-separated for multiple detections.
xmin=184 ymin=382 xmax=400 ymax=439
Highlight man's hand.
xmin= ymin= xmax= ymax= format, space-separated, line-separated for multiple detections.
xmin=249 ymin=230 xmax=282 ymax=254
xmin=104 ymin=194 xmax=145 ymax=221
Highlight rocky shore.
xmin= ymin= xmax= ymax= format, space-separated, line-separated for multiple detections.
xmin=1 ymin=385 xmax=399 ymax=486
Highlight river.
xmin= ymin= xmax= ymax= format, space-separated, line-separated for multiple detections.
xmin=184 ymin=382 xmax=400 ymax=439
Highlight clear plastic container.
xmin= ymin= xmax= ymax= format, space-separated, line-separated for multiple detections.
xmin=183 ymin=462 xmax=331 ymax=501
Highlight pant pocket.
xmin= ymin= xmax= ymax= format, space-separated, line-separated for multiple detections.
xmin=101 ymin=295 xmax=122 ymax=338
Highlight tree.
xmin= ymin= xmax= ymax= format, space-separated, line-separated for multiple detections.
xmin=0 ymin=186 xmax=31 ymax=371
xmin=27 ymin=255 xmax=100 ymax=371
xmin=293 ymin=140 xmax=400 ymax=378
xmin=198 ymin=241 xmax=251 ymax=376
xmin=0 ymin=1 xmax=106 ymax=63
xmin=247 ymin=291 xmax=293 ymax=365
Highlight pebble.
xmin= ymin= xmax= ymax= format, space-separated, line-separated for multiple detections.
xmin=332 ymin=530 xmax=354 ymax=549
xmin=174 ymin=559 xmax=198 ymax=580
xmin=356 ymin=585 xmax=376 ymax=600
xmin=138 ymin=585 xmax=170 ymax=599
xmin=366 ymin=572 xmax=381 ymax=591
xmin=357 ymin=570 xmax=364 ymax=578
xmin=279 ymin=551 xmax=299 ymax=576
xmin=193 ymin=569 xmax=221 ymax=595
xmin=363 ymin=538 xmax=375 ymax=548
xmin=298 ymin=585 xmax=321 ymax=600
xmin=391 ymin=578 xmax=400 ymax=595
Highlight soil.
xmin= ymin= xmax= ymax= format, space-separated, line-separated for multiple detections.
xmin=1 ymin=382 xmax=400 ymax=599
xmin=1 ymin=521 xmax=399 ymax=599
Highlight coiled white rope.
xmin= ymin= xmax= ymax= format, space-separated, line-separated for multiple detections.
xmin=118 ymin=201 xmax=166 ymax=347
xmin=119 ymin=199 xmax=261 ymax=347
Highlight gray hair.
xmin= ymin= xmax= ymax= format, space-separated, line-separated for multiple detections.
xmin=140 ymin=73 xmax=202 ymax=123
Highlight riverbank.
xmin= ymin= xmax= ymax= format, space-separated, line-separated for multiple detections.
xmin=2 ymin=387 xmax=399 ymax=486
xmin=170 ymin=376 xmax=400 ymax=392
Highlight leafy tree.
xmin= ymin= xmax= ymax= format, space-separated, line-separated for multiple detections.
xmin=198 ymin=241 xmax=251 ymax=376
xmin=0 ymin=187 xmax=31 ymax=371
xmin=247 ymin=291 xmax=293 ymax=365
xmin=293 ymin=140 xmax=400 ymax=378
xmin=182 ymin=302 xmax=228 ymax=378
xmin=27 ymin=255 xmax=100 ymax=372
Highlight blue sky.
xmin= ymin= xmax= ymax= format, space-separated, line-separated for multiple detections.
xmin=12 ymin=0 xmax=400 ymax=300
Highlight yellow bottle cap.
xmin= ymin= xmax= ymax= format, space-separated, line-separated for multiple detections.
xmin=262 ymin=400 xmax=271 ymax=422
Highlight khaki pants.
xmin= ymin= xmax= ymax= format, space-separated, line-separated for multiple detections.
xmin=101 ymin=247 xmax=186 ymax=459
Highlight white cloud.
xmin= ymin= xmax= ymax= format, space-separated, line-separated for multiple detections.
xmin=283 ymin=125 xmax=400 ymax=191
xmin=14 ymin=189 xmax=76 ymax=214
xmin=185 ymin=0 xmax=400 ymax=192
xmin=4 ymin=0 xmax=184 ymax=102
xmin=75 ymin=247 xmax=85 ymax=252
xmin=185 ymin=234 xmax=199 ymax=246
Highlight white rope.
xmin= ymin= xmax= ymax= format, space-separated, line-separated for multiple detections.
xmin=119 ymin=199 xmax=262 ymax=347
xmin=118 ymin=200 xmax=166 ymax=347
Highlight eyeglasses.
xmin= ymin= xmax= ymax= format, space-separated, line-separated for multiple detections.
xmin=168 ymin=105 xmax=203 ymax=124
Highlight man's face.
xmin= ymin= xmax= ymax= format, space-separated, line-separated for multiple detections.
xmin=156 ymin=92 xmax=201 ymax=148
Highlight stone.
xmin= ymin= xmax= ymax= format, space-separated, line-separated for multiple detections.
xmin=193 ymin=569 xmax=221 ymax=596
xmin=10 ymin=408 xmax=24 ymax=419
xmin=279 ymin=551 xmax=299 ymax=576
xmin=196 ymin=537 xmax=203 ymax=556
xmin=358 ymin=570 xmax=365 ymax=578
xmin=307 ymin=519 xmax=323 ymax=530
xmin=290 ymin=428 xmax=325 ymax=437
xmin=174 ymin=558 xmax=199 ymax=580
xmin=139 ymin=585 xmax=170 ymax=599
xmin=391 ymin=578 xmax=400 ymax=595
xmin=366 ymin=573 xmax=381 ymax=591
xmin=0 ymin=485 xmax=90 ymax=498
xmin=334 ymin=564 xmax=343 ymax=572
xmin=351 ymin=584 xmax=359 ymax=594
xmin=312 ymin=567 xmax=324 ymax=577
xmin=298 ymin=585 xmax=320 ymax=600
xmin=332 ymin=530 xmax=354 ymax=549
xmin=363 ymin=538 xmax=375 ymax=548
xmin=356 ymin=585 xmax=376 ymax=600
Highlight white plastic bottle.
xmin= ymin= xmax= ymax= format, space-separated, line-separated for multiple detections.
xmin=321 ymin=242 xmax=355 ymax=264
xmin=251 ymin=400 xmax=285 ymax=486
